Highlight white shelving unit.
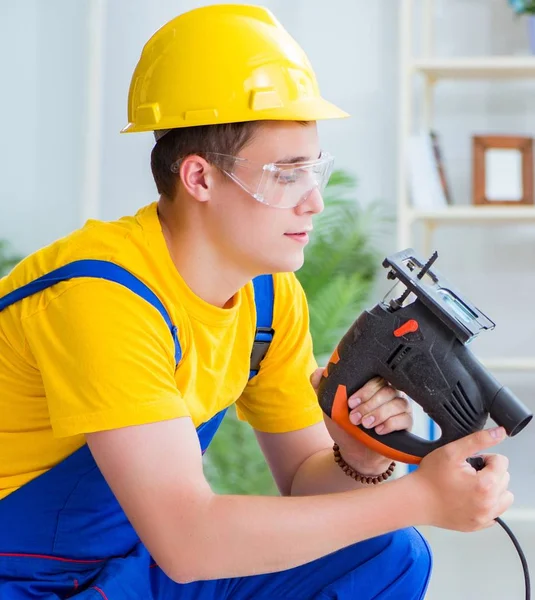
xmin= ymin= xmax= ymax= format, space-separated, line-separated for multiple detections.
xmin=397 ymin=3 xmax=535 ymax=561
xmin=397 ymin=0 xmax=535 ymax=374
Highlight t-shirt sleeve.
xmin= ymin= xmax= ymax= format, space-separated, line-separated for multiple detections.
xmin=236 ymin=272 xmax=323 ymax=433
xmin=22 ymin=279 xmax=190 ymax=438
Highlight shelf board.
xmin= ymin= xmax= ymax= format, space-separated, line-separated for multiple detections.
xmin=501 ymin=508 xmax=535 ymax=522
xmin=409 ymin=205 xmax=535 ymax=224
xmin=479 ymin=358 xmax=535 ymax=372
xmin=412 ymin=56 xmax=535 ymax=79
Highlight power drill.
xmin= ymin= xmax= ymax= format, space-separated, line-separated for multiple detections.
xmin=317 ymin=248 xmax=532 ymax=598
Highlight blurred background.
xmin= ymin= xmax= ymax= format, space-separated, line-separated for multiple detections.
xmin=1 ymin=1 xmax=535 ymax=597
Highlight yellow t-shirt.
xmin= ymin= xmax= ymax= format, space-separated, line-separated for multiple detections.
xmin=0 ymin=203 xmax=322 ymax=500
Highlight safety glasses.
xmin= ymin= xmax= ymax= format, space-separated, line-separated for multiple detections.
xmin=171 ymin=151 xmax=335 ymax=208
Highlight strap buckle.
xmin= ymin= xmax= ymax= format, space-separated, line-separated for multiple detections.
xmin=250 ymin=326 xmax=275 ymax=372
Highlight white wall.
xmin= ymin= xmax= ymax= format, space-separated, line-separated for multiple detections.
xmin=0 ymin=0 xmax=88 ymax=250
xmin=0 ymin=0 xmax=400 ymax=252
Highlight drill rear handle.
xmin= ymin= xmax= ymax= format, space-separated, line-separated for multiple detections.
xmin=317 ymin=300 xmax=532 ymax=464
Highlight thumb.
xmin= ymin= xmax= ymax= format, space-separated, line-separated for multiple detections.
xmin=310 ymin=367 xmax=325 ymax=392
xmin=448 ymin=426 xmax=506 ymax=459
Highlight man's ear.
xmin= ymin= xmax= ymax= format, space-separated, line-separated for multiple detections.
xmin=178 ymin=155 xmax=217 ymax=202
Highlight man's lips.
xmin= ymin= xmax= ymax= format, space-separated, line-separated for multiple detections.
xmin=284 ymin=230 xmax=312 ymax=244
xmin=285 ymin=228 xmax=313 ymax=235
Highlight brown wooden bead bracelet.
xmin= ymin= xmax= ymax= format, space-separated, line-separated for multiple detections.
xmin=333 ymin=443 xmax=396 ymax=484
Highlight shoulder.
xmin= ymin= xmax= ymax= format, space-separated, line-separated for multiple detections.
xmin=272 ymin=271 xmax=306 ymax=300
xmin=270 ymin=272 xmax=309 ymax=331
xmin=7 ymin=204 xmax=185 ymax=355
xmin=3 ymin=204 xmax=153 ymax=291
xmin=249 ymin=272 xmax=308 ymax=321
xmin=272 ymin=272 xmax=307 ymax=307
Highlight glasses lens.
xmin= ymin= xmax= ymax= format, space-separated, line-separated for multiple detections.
xmin=257 ymin=155 xmax=334 ymax=208
xmin=207 ymin=152 xmax=335 ymax=208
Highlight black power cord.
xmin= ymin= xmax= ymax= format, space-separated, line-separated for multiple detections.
xmin=495 ymin=517 xmax=531 ymax=600
xmin=468 ymin=456 xmax=531 ymax=599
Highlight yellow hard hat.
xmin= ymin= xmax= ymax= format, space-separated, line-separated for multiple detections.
xmin=121 ymin=4 xmax=349 ymax=134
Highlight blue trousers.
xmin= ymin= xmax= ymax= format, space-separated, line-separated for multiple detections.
xmin=0 ymin=527 xmax=431 ymax=599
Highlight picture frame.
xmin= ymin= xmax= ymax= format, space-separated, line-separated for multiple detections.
xmin=472 ymin=135 xmax=533 ymax=206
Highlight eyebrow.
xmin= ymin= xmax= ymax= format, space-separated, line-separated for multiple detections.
xmin=275 ymin=150 xmax=322 ymax=164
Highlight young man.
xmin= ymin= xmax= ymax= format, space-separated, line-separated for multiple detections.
xmin=0 ymin=5 xmax=512 ymax=599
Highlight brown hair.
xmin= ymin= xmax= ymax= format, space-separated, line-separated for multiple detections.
xmin=150 ymin=122 xmax=260 ymax=199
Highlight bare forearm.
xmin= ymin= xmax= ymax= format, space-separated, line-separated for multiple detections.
xmin=290 ymin=448 xmax=394 ymax=496
xmin=166 ymin=475 xmax=425 ymax=582
xmin=290 ymin=448 xmax=368 ymax=495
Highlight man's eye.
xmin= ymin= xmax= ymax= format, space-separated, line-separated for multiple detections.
xmin=279 ymin=169 xmax=309 ymax=184
xmin=280 ymin=173 xmax=298 ymax=184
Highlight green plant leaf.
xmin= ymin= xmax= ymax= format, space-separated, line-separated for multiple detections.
xmin=0 ymin=241 xmax=22 ymax=277
xmin=308 ymin=273 xmax=372 ymax=361
xmin=203 ymin=406 xmax=278 ymax=495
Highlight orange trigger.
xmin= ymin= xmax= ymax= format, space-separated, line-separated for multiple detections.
xmin=394 ymin=319 xmax=419 ymax=338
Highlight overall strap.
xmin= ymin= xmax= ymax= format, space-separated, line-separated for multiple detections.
xmin=0 ymin=263 xmax=275 ymax=450
xmin=249 ymin=274 xmax=275 ymax=380
xmin=0 ymin=259 xmax=182 ymax=366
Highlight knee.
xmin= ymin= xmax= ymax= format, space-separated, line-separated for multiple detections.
xmin=316 ymin=528 xmax=433 ymax=600
xmin=387 ymin=528 xmax=433 ymax=590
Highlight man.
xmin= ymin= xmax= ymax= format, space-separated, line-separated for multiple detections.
xmin=0 ymin=5 xmax=512 ymax=599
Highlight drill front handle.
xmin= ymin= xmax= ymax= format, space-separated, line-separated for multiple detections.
xmin=317 ymin=308 xmax=442 ymax=465
xmin=318 ymin=359 xmax=436 ymax=464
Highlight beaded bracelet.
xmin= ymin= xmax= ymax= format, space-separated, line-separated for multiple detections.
xmin=333 ymin=443 xmax=396 ymax=485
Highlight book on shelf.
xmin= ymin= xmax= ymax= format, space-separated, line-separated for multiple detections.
xmin=407 ymin=130 xmax=452 ymax=210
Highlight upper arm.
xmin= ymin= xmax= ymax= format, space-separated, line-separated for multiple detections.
xmin=86 ymin=417 xmax=213 ymax=582
xmin=255 ymin=421 xmax=333 ymax=496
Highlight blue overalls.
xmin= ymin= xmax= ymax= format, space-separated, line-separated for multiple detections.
xmin=0 ymin=261 xmax=432 ymax=599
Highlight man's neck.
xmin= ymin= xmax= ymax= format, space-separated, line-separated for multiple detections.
xmin=156 ymin=198 xmax=251 ymax=309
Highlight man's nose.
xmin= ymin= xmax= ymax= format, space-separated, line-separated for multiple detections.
xmin=296 ymin=185 xmax=324 ymax=215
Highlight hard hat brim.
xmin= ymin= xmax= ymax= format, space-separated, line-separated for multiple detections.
xmin=120 ymin=97 xmax=350 ymax=134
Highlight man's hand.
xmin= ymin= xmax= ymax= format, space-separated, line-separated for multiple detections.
xmin=310 ymin=368 xmax=413 ymax=474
